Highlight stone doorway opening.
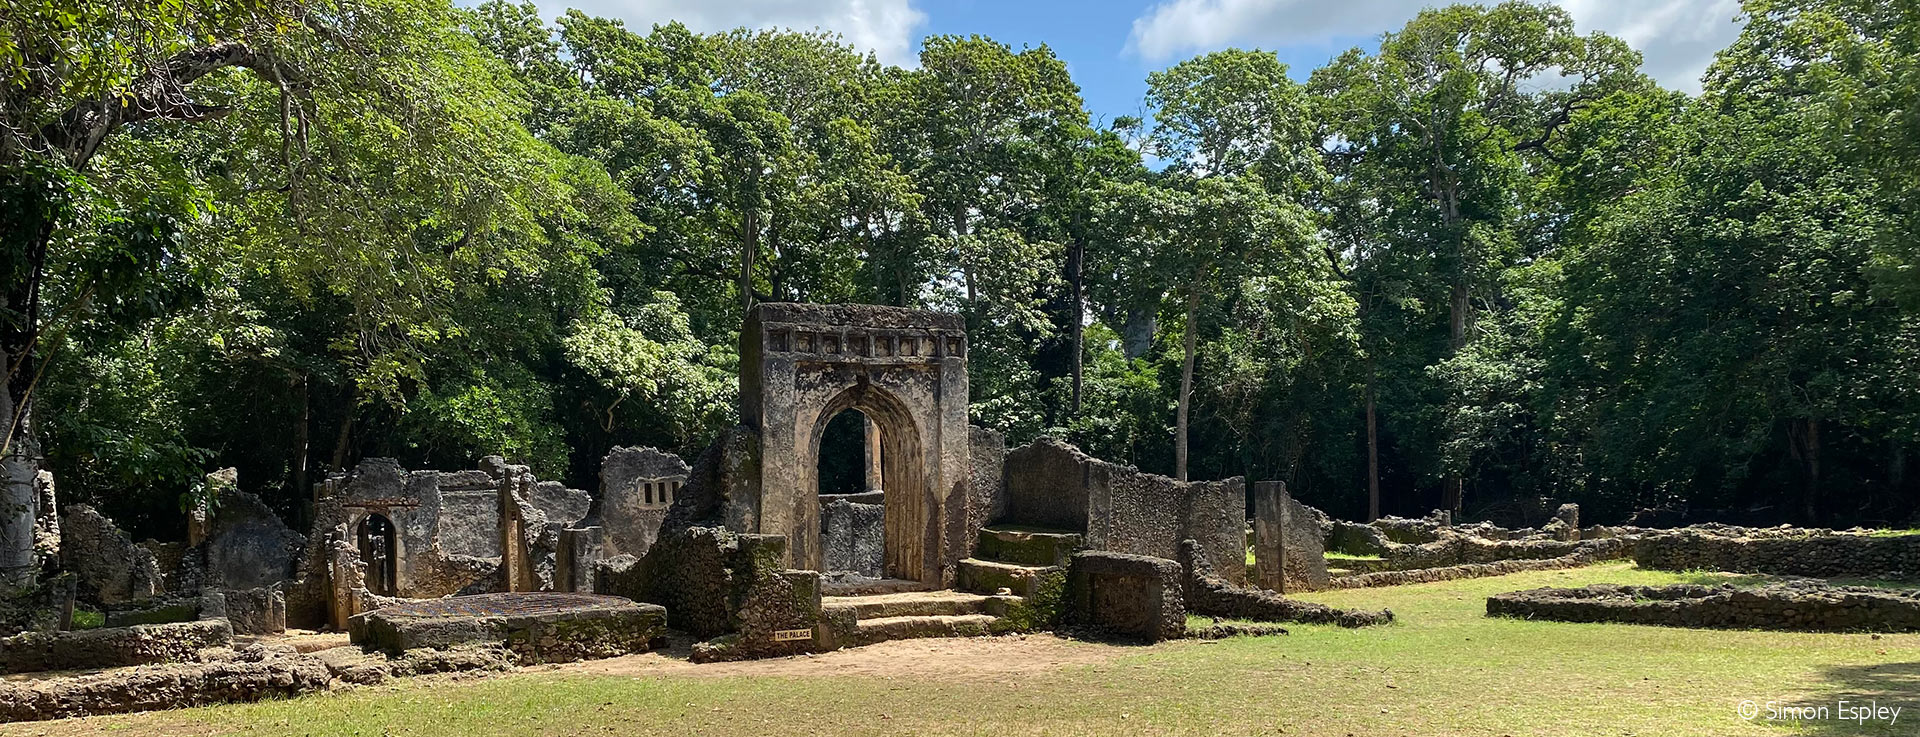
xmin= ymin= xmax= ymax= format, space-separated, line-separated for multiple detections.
xmin=357 ymin=513 xmax=398 ymax=596
xmin=818 ymin=409 xmax=884 ymax=577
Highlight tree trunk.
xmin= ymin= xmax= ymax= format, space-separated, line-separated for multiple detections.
xmin=329 ymin=389 xmax=358 ymax=472
xmin=1366 ymin=357 xmax=1380 ymax=522
xmin=1 ymin=181 xmax=56 ymax=588
xmin=955 ymin=205 xmax=975 ymax=306
xmin=1176 ymin=285 xmax=1201 ymax=482
xmin=1441 ymin=176 xmax=1469 ymax=518
xmin=1068 ymin=234 xmax=1085 ymax=417
xmin=1804 ymin=417 xmax=1820 ymax=523
xmin=739 ymin=205 xmax=760 ymax=315
xmin=292 ymin=374 xmax=311 ymax=511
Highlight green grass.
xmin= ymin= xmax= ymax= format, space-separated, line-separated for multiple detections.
xmin=16 ymin=563 xmax=1918 ymax=737
xmin=1324 ymin=551 xmax=1387 ymax=562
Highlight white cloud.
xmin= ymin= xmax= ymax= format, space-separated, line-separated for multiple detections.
xmin=539 ymin=0 xmax=928 ymax=66
xmin=1126 ymin=0 xmax=1745 ymax=93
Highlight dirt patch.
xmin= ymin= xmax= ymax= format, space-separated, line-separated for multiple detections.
xmin=550 ymin=633 xmax=1131 ymax=682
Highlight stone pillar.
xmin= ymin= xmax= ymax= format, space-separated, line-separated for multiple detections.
xmin=498 ymin=470 xmax=527 ymax=593
xmin=864 ymin=414 xmax=883 ymax=493
xmin=1252 ymin=481 xmax=1329 ymax=594
xmin=1252 ymin=481 xmax=1284 ymax=592
xmin=32 ymin=470 xmax=58 ymax=574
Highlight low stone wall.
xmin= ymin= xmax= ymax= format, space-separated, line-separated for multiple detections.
xmin=0 ymin=619 xmax=232 ymax=675
xmin=1065 ymin=550 xmax=1185 ymax=642
xmin=1327 ymin=539 xmax=1630 ymax=589
xmin=0 ymin=648 xmax=333 ymax=723
xmin=1633 ymin=530 xmax=1920 ymax=579
xmin=1488 ymin=581 xmax=1920 ymax=632
xmin=0 ymin=643 xmax=517 ymax=723
xmin=1381 ymin=534 xmax=1600 ymax=570
xmin=1180 ymin=541 xmax=1391 ymax=628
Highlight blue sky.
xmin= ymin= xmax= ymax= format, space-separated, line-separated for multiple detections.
xmin=908 ymin=0 xmax=1379 ymax=127
xmin=528 ymin=0 xmax=1750 ymax=125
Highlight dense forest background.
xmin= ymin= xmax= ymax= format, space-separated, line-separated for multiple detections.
xmin=3 ymin=0 xmax=1918 ymax=541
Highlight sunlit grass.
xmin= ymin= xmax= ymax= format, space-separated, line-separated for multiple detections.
xmin=15 ymin=562 xmax=1916 ymax=737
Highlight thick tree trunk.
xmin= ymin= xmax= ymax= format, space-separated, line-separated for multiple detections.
xmin=1176 ymin=286 xmax=1201 ymax=482
xmin=1366 ymin=359 xmax=1380 ymax=522
xmin=1 ymin=184 xmax=55 ymax=589
xmin=1441 ymin=177 xmax=1469 ymax=518
xmin=955 ymin=205 xmax=975 ymax=306
xmin=0 ymin=381 xmax=37 ymax=589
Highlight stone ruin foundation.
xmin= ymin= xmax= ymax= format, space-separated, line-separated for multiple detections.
xmin=350 ymin=592 xmax=665 ymax=663
xmin=1488 ymin=581 xmax=1920 ymax=632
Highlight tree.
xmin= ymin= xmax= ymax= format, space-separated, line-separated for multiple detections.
xmin=1143 ymin=49 xmax=1321 ymax=480
xmin=1311 ymin=2 xmax=1639 ymax=514
xmin=3 ymin=0 xmax=614 ymax=553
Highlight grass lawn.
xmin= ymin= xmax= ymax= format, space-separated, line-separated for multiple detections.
xmin=10 ymin=563 xmax=1916 ymax=737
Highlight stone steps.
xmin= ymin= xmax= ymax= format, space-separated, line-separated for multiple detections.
xmin=823 ymin=590 xmax=1002 ymax=619
xmin=977 ymin=526 xmax=1084 ymax=567
xmin=854 ymin=614 xmax=1000 ymax=645
xmin=957 ymin=558 xmax=1063 ymax=598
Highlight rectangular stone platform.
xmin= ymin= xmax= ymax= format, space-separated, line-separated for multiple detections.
xmin=349 ymin=593 xmax=665 ymax=664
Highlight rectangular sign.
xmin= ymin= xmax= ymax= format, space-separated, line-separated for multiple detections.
xmin=771 ymin=628 xmax=814 ymax=642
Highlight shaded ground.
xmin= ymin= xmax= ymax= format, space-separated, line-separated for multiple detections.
xmin=7 ymin=563 xmax=1915 ymax=737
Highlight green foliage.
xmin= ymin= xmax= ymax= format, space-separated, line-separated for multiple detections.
xmin=15 ymin=0 xmax=1920 ymax=536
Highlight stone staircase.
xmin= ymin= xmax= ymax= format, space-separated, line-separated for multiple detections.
xmin=822 ymin=590 xmax=1010 ymax=645
xmin=820 ymin=526 xmax=1084 ymax=646
xmin=958 ymin=526 xmax=1081 ymax=598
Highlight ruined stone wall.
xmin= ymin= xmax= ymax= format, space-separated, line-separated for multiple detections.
xmin=1633 ymin=530 xmax=1920 ymax=579
xmin=1382 ymin=534 xmax=1598 ymax=570
xmin=966 ymin=425 xmax=1007 ymax=554
xmin=0 ymin=619 xmax=231 ymax=675
xmin=285 ymin=458 xmax=590 ymax=628
xmin=1488 ymin=581 xmax=1920 ymax=632
xmin=1328 ymin=539 xmax=1631 ymax=589
xmin=1002 ymin=439 xmax=1246 ymax=586
xmin=196 ymin=489 xmax=304 ymax=591
xmin=1179 ymin=541 xmax=1390 ymax=628
xmin=594 ymin=446 xmax=691 ymax=560
xmin=59 ymin=505 xmax=162 ymax=604
xmin=1002 ymin=438 xmax=1092 ymax=531
xmin=596 ymin=526 xmax=734 ymax=638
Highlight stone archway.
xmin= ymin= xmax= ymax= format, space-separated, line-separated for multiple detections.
xmin=804 ymin=383 xmax=926 ymax=580
xmin=741 ymin=303 xmax=970 ymax=586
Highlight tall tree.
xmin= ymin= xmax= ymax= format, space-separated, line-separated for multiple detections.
xmin=1145 ymin=49 xmax=1321 ymax=480
xmin=1312 ymin=2 xmax=1638 ymax=513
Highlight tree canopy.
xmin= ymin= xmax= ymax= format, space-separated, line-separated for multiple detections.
xmin=5 ymin=0 xmax=1918 ymax=539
